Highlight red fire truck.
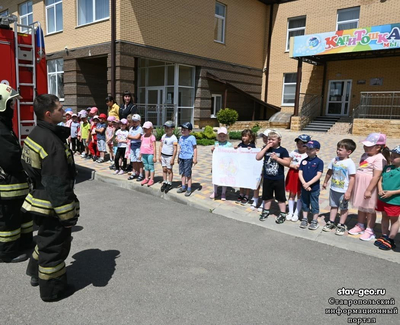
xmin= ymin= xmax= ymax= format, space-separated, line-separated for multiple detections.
xmin=0 ymin=14 xmax=47 ymax=143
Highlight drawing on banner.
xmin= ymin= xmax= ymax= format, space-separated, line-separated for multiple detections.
xmin=212 ymin=147 xmax=263 ymax=189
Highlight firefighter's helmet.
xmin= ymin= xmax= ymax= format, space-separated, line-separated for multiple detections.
xmin=0 ymin=84 xmax=19 ymax=112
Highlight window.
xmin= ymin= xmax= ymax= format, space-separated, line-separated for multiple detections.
xmin=211 ymin=94 xmax=222 ymax=117
xmin=282 ymin=73 xmax=297 ymax=106
xmin=47 ymin=59 xmax=64 ymax=100
xmin=0 ymin=10 xmax=9 ymax=17
xmin=214 ymin=2 xmax=226 ymax=43
xmin=337 ymin=7 xmax=360 ymax=31
xmin=286 ymin=16 xmax=306 ymax=51
xmin=19 ymin=1 xmax=33 ymax=33
xmin=46 ymin=0 xmax=63 ymax=34
xmin=78 ymin=0 xmax=109 ymax=26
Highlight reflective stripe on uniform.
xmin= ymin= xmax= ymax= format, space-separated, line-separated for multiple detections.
xmin=39 ymin=262 xmax=66 ymax=280
xmin=32 ymin=245 xmax=39 ymax=260
xmin=22 ymin=193 xmax=54 ymax=216
xmin=0 ymin=228 xmax=21 ymax=243
xmin=21 ymin=220 xmax=34 ymax=234
xmin=0 ymin=182 xmax=29 ymax=198
xmin=24 ymin=137 xmax=48 ymax=159
xmin=54 ymin=201 xmax=78 ymax=221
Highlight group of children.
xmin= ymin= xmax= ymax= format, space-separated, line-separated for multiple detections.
xmin=254 ymin=129 xmax=399 ymax=251
xmin=63 ymin=109 xmax=399 ymax=249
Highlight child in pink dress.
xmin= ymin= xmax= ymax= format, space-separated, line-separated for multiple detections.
xmin=349 ymin=133 xmax=390 ymax=241
xmin=139 ymin=121 xmax=157 ymax=187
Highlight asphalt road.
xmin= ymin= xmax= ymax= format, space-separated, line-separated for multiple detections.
xmin=2 ymin=170 xmax=400 ymax=325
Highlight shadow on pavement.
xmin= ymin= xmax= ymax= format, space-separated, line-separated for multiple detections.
xmin=67 ymin=249 xmax=120 ymax=292
xmin=75 ymin=165 xmax=94 ymax=184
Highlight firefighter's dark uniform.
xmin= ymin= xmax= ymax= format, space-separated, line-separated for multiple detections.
xmin=21 ymin=120 xmax=79 ymax=301
xmin=0 ymin=116 xmax=32 ymax=261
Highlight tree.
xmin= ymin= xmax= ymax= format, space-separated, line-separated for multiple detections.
xmin=217 ymin=108 xmax=238 ymax=127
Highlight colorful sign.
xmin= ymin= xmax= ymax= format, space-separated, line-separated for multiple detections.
xmin=290 ymin=23 xmax=400 ymax=58
xmin=212 ymin=147 xmax=263 ymax=190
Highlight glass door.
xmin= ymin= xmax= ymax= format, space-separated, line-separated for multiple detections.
xmin=326 ymin=80 xmax=352 ymax=116
xmin=146 ymin=87 xmax=164 ymax=126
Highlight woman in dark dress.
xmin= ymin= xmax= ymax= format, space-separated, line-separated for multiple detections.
xmin=119 ymin=91 xmax=137 ymax=120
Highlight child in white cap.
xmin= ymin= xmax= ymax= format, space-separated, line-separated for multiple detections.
xmin=210 ymin=127 xmax=233 ymax=201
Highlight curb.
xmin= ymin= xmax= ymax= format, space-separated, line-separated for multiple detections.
xmin=76 ymin=164 xmax=400 ymax=265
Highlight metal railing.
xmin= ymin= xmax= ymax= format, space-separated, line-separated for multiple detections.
xmin=135 ymin=104 xmax=178 ymax=127
xmin=299 ymin=93 xmax=322 ymax=118
xmin=353 ymin=91 xmax=400 ymax=119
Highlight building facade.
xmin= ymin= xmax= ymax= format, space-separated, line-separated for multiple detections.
xmin=1 ymin=0 xmax=281 ymax=128
xmin=264 ymin=0 xmax=400 ymax=134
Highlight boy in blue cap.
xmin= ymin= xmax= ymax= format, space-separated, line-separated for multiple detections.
xmin=177 ymin=122 xmax=197 ymax=196
xmin=298 ymin=140 xmax=324 ymax=230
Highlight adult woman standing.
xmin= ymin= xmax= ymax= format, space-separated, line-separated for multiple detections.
xmin=119 ymin=91 xmax=137 ymax=120
xmin=106 ymin=96 xmax=119 ymax=119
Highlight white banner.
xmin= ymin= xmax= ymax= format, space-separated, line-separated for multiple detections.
xmin=212 ymin=147 xmax=263 ymax=189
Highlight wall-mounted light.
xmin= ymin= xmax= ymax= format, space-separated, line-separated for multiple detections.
xmin=64 ymin=46 xmax=69 ymax=54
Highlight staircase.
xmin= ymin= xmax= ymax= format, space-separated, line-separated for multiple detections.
xmin=302 ymin=116 xmax=340 ymax=132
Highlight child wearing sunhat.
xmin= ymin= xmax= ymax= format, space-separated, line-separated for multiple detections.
xmin=349 ymin=133 xmax=390 ymax=241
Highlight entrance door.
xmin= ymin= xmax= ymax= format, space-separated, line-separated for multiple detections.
xmin=146 ymin=87 xmax=164 ymax=126
xmin=326 ymin=80 xmax=352 ymax=116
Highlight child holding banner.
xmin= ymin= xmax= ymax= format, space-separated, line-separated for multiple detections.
xmin=256 ymin=129 xmax=290 ymax=223
xmin=235 ymin=129 xmax=257 ymax=205
xmin=210 ymin=127 xmax=233 ymax=201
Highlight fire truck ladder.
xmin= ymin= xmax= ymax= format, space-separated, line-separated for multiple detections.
xmin=13 ymin=20 xmax=44 ymax=143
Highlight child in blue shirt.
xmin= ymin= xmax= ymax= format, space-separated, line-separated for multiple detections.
xmin=177 ymin=122 xmax=197 ymax=197
xmin=298 ymin=140 xmax=324 ymax=230
xmin=210 ymin=127 xmax=233 ymax=201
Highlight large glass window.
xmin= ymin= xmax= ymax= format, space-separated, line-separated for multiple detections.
xmin=47 ymin=59 xmax=64 ymax=100
xmin=214 ymin=2 xmax=226 ymax=43
xmin=211 ymin=94 xmax=222 ymax=118
xmin=19 ymin=1 xmax=33 ymax=33
xmin=78 ymin=0 xmax=109 ymax=26
xmin=286 ymin=16 xmax=306 ymax=51
xmin=337 ymin=7 xmax=360 ymax=31
xmin=46 ymin=0 xmax=63 ymax=34
xmin=282 ymin=73 xmax=297 ymax=106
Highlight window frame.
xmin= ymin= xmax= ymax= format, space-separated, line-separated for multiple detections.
xmin=281 ymin=73 xmax=297 ymax=107
xmin=336 ymin=7 xmax=360 ymax=31
xmin=211 ymin=94 xmax=223 ymax=118
xmin=47 ymin=59 xmax=64 ymax=101
xmin=286 ymin=16 xmax=306 ymax=52
xmin=214 ymin=2 xmax=226 ymax=44
xmin=0 ymin=10 xmax=9 ymax=17
xmin=19 ymin=1 xmax=33 ymax=33
xmin=45 ymin=0 xmax=63 ymax=35
xmin=77 ymin=0 xmax=110 ymax=27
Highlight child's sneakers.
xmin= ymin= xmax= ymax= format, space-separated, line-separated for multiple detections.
xmin=291 ymin=214 xmax=299 ymax=222
xmin=236 ymin=194 xmax=244 ymax=204
xmin=377 ymin=237 xmax=397 ymax=250
xmin=118 ymin=170 xmax=125 ymax=175
xmin=359 ymin=228 xmax=375 ymax=241
xmin=240 ymin=196 xmax=249 ymax=205
xmin=348 ymin=223 xmax=365 ymax=235
xmin=335 ymin=224 xmax=347 ymax=236
xmin=322 ymin=221 xmax=336 ymax=232
xmin=275 ymin=213 xmax=286 ymax=224
xmin=141 ymin=178 xmax=148 ymax=186
xmin=147 ymin=179 xmax=154 ymax=187
xmin=374 ymin=235 xmax=389 ymax=247
xmin=114 ymin=170 xmax=120 ymax=175
xmin=161 ymin=183 xmax=168 ymax=192
xmin=259 ymin=210 xmax=269 ymax=221
xmin=221 ymin=194 xmax=226 ymax=201
xmin=300 ymin=219 xmax=308 ymax=229
xmin=286 ymin=213 xmax=293 ymax=221
xmin=209 ymin=192 xmax=215 ymax=199
xmin=308 ymin=220 xmax=319 ymax=230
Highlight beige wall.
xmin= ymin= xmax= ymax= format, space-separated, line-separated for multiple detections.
xmin=119 ymin=0 xmax=267 ymax=68
xmin=2 ymin=0 xmax=267 ymax=68
xmin=265 ymin=0 xmax=400 ymax=112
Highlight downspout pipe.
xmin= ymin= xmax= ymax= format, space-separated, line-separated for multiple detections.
xmin=111 ymin=0 xmax=116 ymax=98
xmin=264 ymin=4 xmax=274 ymax=104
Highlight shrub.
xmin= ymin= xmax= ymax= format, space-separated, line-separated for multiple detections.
xmin=217 ymin=108 xmax=239 ymax=127
xmin=203 ymin=125 xmax=216 ymax=139
xmin=228 ymin=131 xmax=242 ymax=140
xmin=191 ymin=131 xmax=204 ymax=139
xmin=154 ymin=127 xmax=180 ymax=141
xmin=251 ymin=123 xmax=261 ymax=134
xmin=196 ymin=138 xmax=215 ymax=146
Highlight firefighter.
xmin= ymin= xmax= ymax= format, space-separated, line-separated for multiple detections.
xmin=0 ymin=84 xmax=32 ymax=263
xmin=21 ymin=94 xmax=79 ymax=302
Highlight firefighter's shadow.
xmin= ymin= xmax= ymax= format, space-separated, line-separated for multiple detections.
xmin=67 ymin=249 xmax=120 ymax=292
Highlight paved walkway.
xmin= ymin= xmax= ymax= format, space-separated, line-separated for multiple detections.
xmin=76 ymin=129 xmax=400 ymax=263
